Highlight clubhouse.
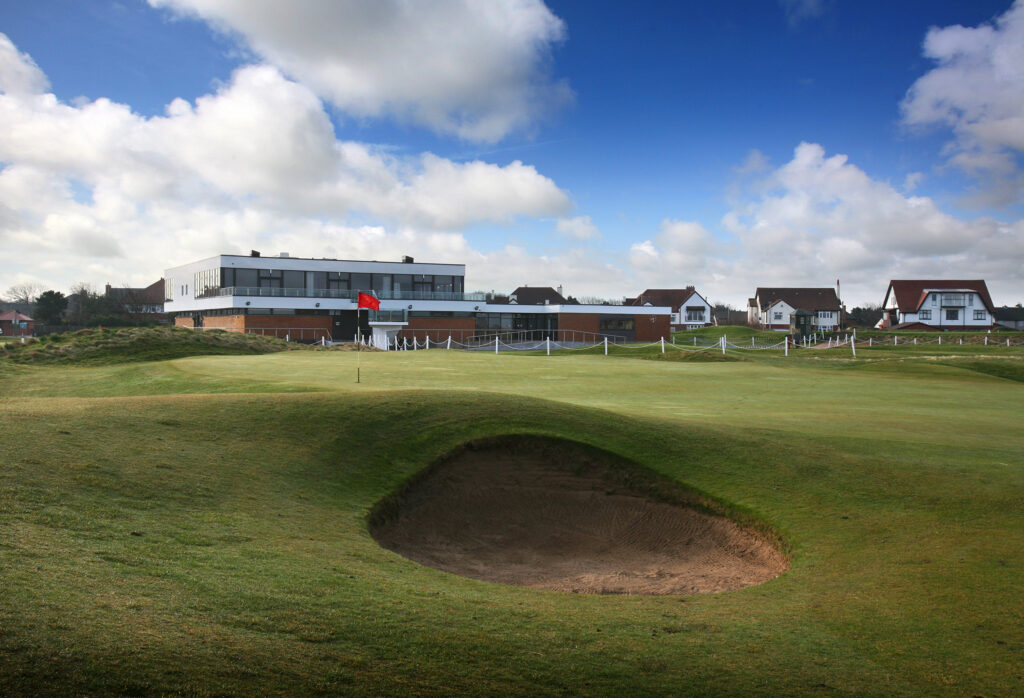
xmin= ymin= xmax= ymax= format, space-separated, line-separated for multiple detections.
xmin=164 ymin=252 xmax=672 ymax=347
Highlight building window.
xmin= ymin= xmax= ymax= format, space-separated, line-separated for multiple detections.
xmin=919 ymin=309 xmax=931 ymax=320
xmin=974 ymin=310 xmax=986 ymax=320
xmin=685 ymin=306 xmax=704 ymax=322
xmin=941 ymin=293 xmax=965 ymax=306
xmin=773 ymin=312 xmax=783 ymax=320
xmin=818 ymin=311 xmax=833 ymax=319
xmin=945 ymin=308 xmax=959 ymax=321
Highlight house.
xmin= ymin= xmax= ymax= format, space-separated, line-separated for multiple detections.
xmin=879 ymin=280 xmax=995 ymax=330
xmin=0 ymin=310 xmax=35 ymax=337
xmin=748 ymin=287 xmax=843 ymax=331
xmin=105 ymin=279 xmax=166 ymax=320
xmin=627 ymin=287 xmax=712 ymax=330
xmin=993 ymin=306 xmax=1024 ymax=331
xmin=163 ymin=253 xmax=673 ymax=347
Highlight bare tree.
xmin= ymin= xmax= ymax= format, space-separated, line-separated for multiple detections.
xmin=3 ymin=282 xmax=44 ymax=305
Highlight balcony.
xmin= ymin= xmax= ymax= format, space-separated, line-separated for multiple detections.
xmin=211 ymin=287 xmax=487 ymax=302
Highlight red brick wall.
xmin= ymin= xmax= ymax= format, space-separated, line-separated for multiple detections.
xmin=174 ymin=316 xmax=194 ymax=328
xmin=635 ymin=314 xmax=671 ymax=342
xmin=402 ymin=317 xmax=476 ymax=342
xmin=202 ymin=315 xmax=245 ymax=330
xmin=242 ymin=315 xmax=332 ymax=342
xmin=558 ymin=313 xmax=599 ymax=334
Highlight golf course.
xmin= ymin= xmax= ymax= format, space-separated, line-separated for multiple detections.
xmin=1 ymin=327 xmax=1022 ymax=695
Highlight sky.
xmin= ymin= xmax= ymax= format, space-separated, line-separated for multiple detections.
xmin=0 ymin=0 xmax=1022 ymax=308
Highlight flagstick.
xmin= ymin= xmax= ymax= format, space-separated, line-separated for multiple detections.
xmin=356 ymin=306 xmax=361 ymax=383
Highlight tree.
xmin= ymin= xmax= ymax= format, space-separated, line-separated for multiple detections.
xmin=848 ymin=304 xmax=883 ymax=327
xmin=33 ymin=290 xmax=68 ymax=325
xmin=3 ymin=282 xmax=43 ymax=305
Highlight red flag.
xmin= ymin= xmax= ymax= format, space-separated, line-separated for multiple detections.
xmin=357 ymin=292 xmax=380 ymax=310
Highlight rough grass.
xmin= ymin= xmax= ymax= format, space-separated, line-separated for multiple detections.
xmin=1 ymin=344 xmax=1022 ymax=695
xmin=0 ymin=326 xmax=302 ymax=364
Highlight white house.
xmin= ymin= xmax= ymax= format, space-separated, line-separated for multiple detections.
xmin=628 ymin=287 xmax=712 ymax=330
xmin=879 ymin=280 xmax=995 ymax=330
xmin=748 ymin=287 xmax=843 ymax=331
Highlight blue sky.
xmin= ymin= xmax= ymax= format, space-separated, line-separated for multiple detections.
xmin=0 ymin=0 xmax=1022 ymax=307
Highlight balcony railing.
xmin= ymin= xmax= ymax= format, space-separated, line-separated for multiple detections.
xmin=210 ymin=287 xmax=486 ymax=302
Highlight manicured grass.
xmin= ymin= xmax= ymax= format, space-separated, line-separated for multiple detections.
xmin=1 ymin=343 xmax=1022 ymax=695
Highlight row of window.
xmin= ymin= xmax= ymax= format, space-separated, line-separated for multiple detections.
xmin=919 ymin=309 xmax=987 ymax=321
xmin=219 ymin=268 xmax=463 ymax=296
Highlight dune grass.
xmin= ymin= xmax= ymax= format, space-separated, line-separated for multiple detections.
xmin=1 ymin=340 xmax=1022 ymax=695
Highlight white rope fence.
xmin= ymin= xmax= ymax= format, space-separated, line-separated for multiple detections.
xmin=360 ymin=329 xmax=1024 ymax=355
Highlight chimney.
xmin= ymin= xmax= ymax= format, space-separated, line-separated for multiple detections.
xmin=686 ymin=285 xmax=695 ymax=292
xmin=250 ymin=250 xmax=261 ymax=257
xmin=557 ymin=284 xmax=563 ymax=297
xmin=402 ymin=255 xmax=414 ymax=264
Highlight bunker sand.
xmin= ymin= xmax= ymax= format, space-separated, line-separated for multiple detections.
xmin=373 ymin=441 xmax=787 ymax=595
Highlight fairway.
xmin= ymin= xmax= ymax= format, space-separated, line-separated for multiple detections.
xmin=1 ymin=343 xmax=1023 ymax=695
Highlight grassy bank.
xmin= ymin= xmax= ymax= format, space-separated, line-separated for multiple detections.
xmin=1 ymin=346 xmax=1022 ymax=695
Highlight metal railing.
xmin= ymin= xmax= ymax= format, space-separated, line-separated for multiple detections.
xmin=210 ymin=287 xmax=486 ymax=302
xmin=396 ymin=328 xmax=626 ymax=346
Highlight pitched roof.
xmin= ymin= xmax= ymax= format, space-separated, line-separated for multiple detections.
xmin=885 ymin=280 xmax=994 ymax=312
xmin=509 ymin=286 xmax=567 ymax=305
xmin=0 ymin=310 xmax=34 ymax=322
xmin=627 ymin=287 xmax=702 ymax=312
xmin=754 ymin=288 xmax=840 ymax=312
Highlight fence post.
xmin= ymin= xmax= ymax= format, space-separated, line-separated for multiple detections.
xmin=752 ymin=337 xmax=754 ymax=347
xmin=985 ymin=336 xmax=988 ymax=346
xmin=784 ymin=336 xmax=788 ymax=357
xmin=693 ymin=336 xmax=696 ymax=346
xmin=1008 ymin=338 xmax=1011 ymax=347
xmin=495 ymin=336 xmax=499 ymax=355
xmin=914 ymin=337 xmax=917 ymax=345
xmin=851 ymin=336 xmax=856 ymax=358
xmin=661 ymin=337 xmax=665 ymax=353
xmin=721 ymin=335 xmax=726 ymax=355
xmin=959 ymin=337 xmax=962 ymax=345
xmin=894 ymin=335 xmax=898 ymax=345
xmin=869 ymin=337 xmax=872 ymax=347
xmin=426 ymin=336 xmax=430 ymax=350
xmin=546 ymin=337 xmax=550 ymax=356
xmin=938 ymin=335 xmax=941 ymax=345
xmin=447 ymin=335 xmax=452 ymax=350
xmin=604 ymin=336 xmax=608 ymax=355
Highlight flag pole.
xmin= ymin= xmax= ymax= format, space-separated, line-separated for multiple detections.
xmin=356 ymin=305 xmax=361 ymax=383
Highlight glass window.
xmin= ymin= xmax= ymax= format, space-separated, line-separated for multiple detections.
xmin=920 ymin=310 xmax=931 ymax=320
xmin=351 ymin=273 xmax=370 ymax=291
xmin=327 ymin=272 xmax=349 ymax=290
xmin=434 ymin=275 xmax=453 ymax=292
xmin=393 ymin=274 xmax=412 ymax=293
xmin=235 ymin=268 xmax=258 ymax=288
xmin=258 ymin=269 xmax=282 ymax=288
xmin=945 ymin=308 xmax=959 ymax=321
xmin=974 ymin=310 xmax=986 ymax=320
xmin=283 ymin=271 xmax=304 ymax=289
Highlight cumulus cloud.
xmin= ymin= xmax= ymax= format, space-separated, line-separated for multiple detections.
xmin=711 ymin=142 xmax=1021 ymax=306
xmin=0 ymin=34 xmax=571 ymax=292
xmin=901 ymin=0 xmax=1024 ymax=205
xmin=556 ymin=215 xmax=600 ymax=240
xmin=149 ymin=0 xmax=572 ymax=142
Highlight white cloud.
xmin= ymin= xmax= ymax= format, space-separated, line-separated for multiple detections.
xmin=708 ymin=142 xmax=1021 ymax=306
xmin=901 ymin=0 xmax=1024 ymax=205
xmin=0 ymin=35 xmax=572 ymax=293
xmin=556 ymin=215 xmax=600 ymax=240
xmin=149 ymin=0 xmax=571 ymax=143
xmin=0 ymin=34 xmax=48 ymax=96
xmin=780 ymin=0 xmax=826 ymax=28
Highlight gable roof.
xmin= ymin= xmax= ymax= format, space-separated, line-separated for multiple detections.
xmin=754 ymin=288 xmax=840 ymax=312
xmin=0 ymin=310 xmax=34 ymax=322
xmin=509 ymin=286 xmax=567 ymax=305
xmin=885 ymin=280 xmax=994 ymax=312
xmin=628 ymin=287 xmax=704 ymax=312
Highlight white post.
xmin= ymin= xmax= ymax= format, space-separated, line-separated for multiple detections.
xmin=985 ymin=336 xmax=988 ymax=346
xmin=959 ymin=337 xmax=962 ymax=345
xmin=1008 ymin=338 xmax=1011 ymax=347
xmin=751 ymin=337 xmax=754 ymax=347
xmin=851 ymin=336 xmax=856 ymax=358
xmin=894 ymin=335 xmax=898 ymax=345
xmin=495 ymin=335 xmax=499 ymax=355
xmin=426 ymin=336 xmax=430 ymax=350
xmin=784 ymin=336 xmax=788 ymax=357
xmin=721 ymin=335 xmax=726 ymax=355
xmin=604 ymin=336 xmax=608 ymax=355
xmin=661 ymin=337 xmax=665 ymax=353
xmin=546 ymin=337 xmax=550 ymax=356
xmin=914 ymin=337 xmax=917 ymax=345
xmin=938 ymin=335 xmax=941 ymax=345
xmin=869 ymin=337 xmax=872 ymax=347
xmin=693 ymin=336 xmax=696 ymax=346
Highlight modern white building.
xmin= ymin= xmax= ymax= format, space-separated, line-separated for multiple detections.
xmin=879 ymin=280 xmax=995 ymax=330
xmin=164 ymin=252 xmax=672 ymax=347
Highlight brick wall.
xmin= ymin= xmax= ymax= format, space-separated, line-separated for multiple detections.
xmin=635 ymin=314 xmax=671 ymax=342
xmin=174 ymin=316 xmax=194 ymax=328
xmin=557 ymin=313 xmax=599 ymax=334
xmin=402 ymin=317 xmax=476 ymax=342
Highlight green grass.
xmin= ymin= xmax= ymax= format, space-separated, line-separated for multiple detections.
xmin=1 ymin=341 xmax=1023 ymax=695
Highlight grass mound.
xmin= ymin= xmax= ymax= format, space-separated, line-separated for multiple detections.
xmin=0 ymin=326 xmax=302 ymax=365
xmin=645 ymin=349 xmax=739 ymax=362
xmin=940 ymin=358 xmax=1024 ymax=383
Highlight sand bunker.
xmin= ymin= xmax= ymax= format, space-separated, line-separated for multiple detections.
xmin=371 ymin=438 xmax=787 ymax=595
